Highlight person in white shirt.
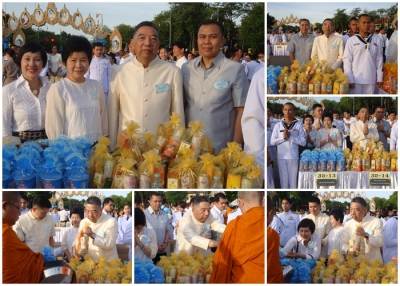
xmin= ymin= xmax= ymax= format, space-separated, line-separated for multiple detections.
xmin=210 ymin=193 xmax=227 ymax=224
xmin=382 ymin=206 xmax=397 ymax=263
xmin=332 ymin=111 xmax=345 ymax=149
xmin=327 ymin=209 xmax=344 ymax=256
xmin=316 ymin=113 xmax=342 ymax=150
xmin=311 ymin=18 xmax=344 ymax=70
xmin=350 ymin=107 xmax=379 ymax=150
xmin=13 ymin=195 xmax=55 ymax=253
xmin=72 ymin=196 xmax=119 ymax=263
xmin=84 ymin=42 xmax=111 ymax=104
xmin=302 ymin=196 xmax=332 ymax=259
xmin=172 ymin=40 xmax=188 ymax=69
xmin=282 ymin=218 xmax=321 ymax=260
xmin=135 ymin=207 xmax=157 ymax=261
xmin=343 ymin=110 xmax=358 ymax=150
xmin=298 ymin=209 xmax=306 ymax=221
xmin=385 ymin=25 xmax=397 ymax=63
xmin=119 ymin=44 xmax=135 ymax=65
xmin=117 ymin=204 xmax=132 ymax=244
xmin=343 ymin=14 xmax=383 ymax=94
xmin=267 ymin=107 xmax=279 ymax=164
xmin=246 ymin=54 xmax=262 ymax=82
xmin=51 ymin=208 xmax=60 ymax=223
xmin=58 ymin=206 xmax=69 ymax=222
xmin=102 ymin=197 xmax=115 ymax=218
xmin=270 ymin=102 xmax=306 ymax=189
xmin=227 ymin=207 xmax=242 ymax=224
xmin=281 ymin=31 xmax=288 ymax=43
xmin=172 ymin=201 xmax=188 ymax=239
xmin=45 ymin=36 xmax=108 ymax=143
xmin=20 ymin=194 xmax=29 ymax=216
xmin=342 ymin=209 xmax=351 ymax=225
xmin=269 ymin=30 xmax=279 ymax=55
xmin=61 ymin=206 xmax=83 ymax=260
xmin=373 ymin=106 xmax=391 ymax=151
xmin=175 ymin=196 xmax=226 ymax=255
xmin=342 ymin=18 xmax=358 ymax=48
xmin=340 ymin=197 xmax=384 ymax=262
xmin=270 ymin=197 xmax=299 ymax=247
xmin=390 ymin=121 xmax=398 ymax=151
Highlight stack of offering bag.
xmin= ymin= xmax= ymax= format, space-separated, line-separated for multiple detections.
xmin=382 ymin=62 xmax=398 ymax=94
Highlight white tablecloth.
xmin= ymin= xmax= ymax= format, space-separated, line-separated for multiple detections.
xmin=54 ymin=227 xmax=69 ymax=243
xmin=298 ymin=171 xmax=398 ymax=189
xmin=273 ymin=44 xmax=289 ymax=56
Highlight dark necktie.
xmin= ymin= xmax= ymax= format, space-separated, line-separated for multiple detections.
xmin=127 ymin=216 xmax=129 ymax=221
xmin=181 ymin=212 xmax=184 ymax=217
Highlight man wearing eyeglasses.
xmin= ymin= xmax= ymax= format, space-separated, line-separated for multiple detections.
xmin=72 ymin=196 xmax=118 ymax=263
xmin=210 ymin=193 xmax=227 ymax=224
xmin=3 ymin=192 xmax=45 ymax=283
xmin=13 ymin=195 xmax=55 ymax=253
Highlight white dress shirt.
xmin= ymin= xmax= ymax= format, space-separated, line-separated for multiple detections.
xmin=85 ymin=56 xmax=112 ymax=93
xmin=311 ymin=34 xmax=344 ymax=70
xmin=45 ymin=78 xmax=108 ymax=142
xmin=390 ymin=121 xmax=398 ymax=151
xmin=135 ymin=226 xmax=157 ymax=261
xmin=119 ymin=53 xmax=135 ymax=65
xmin=175 ymin=56 xmax=188 ymax=69
xmin=327 ymin=226 xmax=344 ymax=255
xmin=227 ymin=208 xmax=242 ymax=224
xmin=117 ymin=215 xmax=132 ymax=244
xmin=383 ymin=217 xmax=397 ymax=263
xmin=303 ymin=212 xmax=332 ymax=258
xmin=343 ymin=117 xmax=358 ymax=135
xmin=171 ymin=210 xmax=186 ymax=239
xmin=20 ymin=208 xmax=29 ymax=216
xmin=49 ymin=53 xmax=62 ymax=74
xmin=210 ymin=205 xmax=225 ymax=224
xmin=270 ymin=210 xmax=299 ymax=247
xmin=58 ymin=209 xmax=68 ymax=222
xmin=13 ymin=211 xmax=56 ymax=253
xmin=282 ymin=233 xmax=321 ymax=260
xmin=108 ymin=56 xmax=185 ymax=151
xmin=246 ymin=60 xmax=262 ymax=80
xmin=174 ymin=210 xmax=226 ymax=255
xmin=3 ymin=76 xmax=51 ymax=136
xmin=385 ymin=30 xmax=397 ymax=63
xmin=340 ymin=214 xmax=384 ymax=262
xmin=61 ymin=226 xmax=79 ymax=256
xmin=350 ymin=120 xmax=380 ymax=150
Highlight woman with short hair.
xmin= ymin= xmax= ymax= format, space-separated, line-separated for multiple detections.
xmin=135 ymin=207 xmax=157 ymax=260
xmin=61 ymin=206 xmax=84 ymax=260
xmin=3 ymin=48 xmax=21 ymax=86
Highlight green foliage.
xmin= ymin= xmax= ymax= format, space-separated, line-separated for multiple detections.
xmin=333 ymin=8 xmax=348 ymax=32
xmin=166 ymin=191 xmax=188 ymax=204
xmin=238 ymin=2 xmax=264 ymax=53
xmin=271 ymin=191 xmax=315 ymax=211
xmin=387 ymin=192 xmax=398 ymax=209
xmin=116 ymin=24 xmax=135 ymax=50
xmin=267 ymin=13 xmax=276 ymax=29
xmin=224 ymin=191 xmax=238 ymax=203
xmin=372 ymin=197 xmax=389 ymax=210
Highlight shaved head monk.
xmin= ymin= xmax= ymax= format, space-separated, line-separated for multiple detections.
xmin=210 ymin=191 xmax=265 ymax=283
xmin=3 ymin=191 xmax=44 ymax=283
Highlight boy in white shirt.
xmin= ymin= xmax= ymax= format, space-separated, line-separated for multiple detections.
xmin=343 ymin=14 xmax=383 ymax=94
xmin=270 ymin=102 xmax=306 ymax=189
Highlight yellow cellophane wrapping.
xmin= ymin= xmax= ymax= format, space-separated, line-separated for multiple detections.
xmin=88 ymin=137 xmax=113 ymax=186
xmin=111 ymin=158 xmax=138 ymax=188
xmin=137 ymin=150 xmax=163 ymax=180
xmin=322 ymin=267 xmax=335 ymax=279
xmin=195 ymin=153 xmax=219 ymax=184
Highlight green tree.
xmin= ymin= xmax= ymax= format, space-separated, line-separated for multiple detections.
xmin=166 ymin=191 xmax=188 ymax=204
xmin=238 ymin=2 xmax=264 ymax=53
xmin=224 ymin=191 xmax=238 ymax=203
xmin=116 ymin=24 xmax=135 ymax=50
xmin=333 ymin=8 xmax=349 ymax=32
xmin=372 ymin=197 xmax=388 ymax=210
xmin=349 ymin=7 xmax=362 ymax=19
xmin=387 ymin=192 xmax=398 ymax=208
xmin=386 ymin=4 xmax=398 ymax=20
xmin=267 ymin=13 xmax=276 ymax=29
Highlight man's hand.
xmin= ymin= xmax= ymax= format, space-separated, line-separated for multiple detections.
xmin=158 ymin=243 xmax=167 ymax=252
xmin=378 ymin=121 xmax=384 ymax=132
xmin=134 ymin=230 xmax=141 ymax=247
xmin=356 ymin=227 xmax=367 ymax=238
xmin=363 ymin=123 xmax=369 ymax=135
xmin=286 ymin=251 xmax=297 ymax=258
xmin=349 ymin=83 xmax=355 ymax=89
xmin=392 ymin=255 xmax=398 ymax=264
xmin=283 ymin=128 xmax=290 ymax=139
xmin=72 ymin=246 xmax=81 ymax=259
xmin=83 ymin=227 xmax=93 ymax=238
xmin=208 ymin=240 xmax=219 ymax=249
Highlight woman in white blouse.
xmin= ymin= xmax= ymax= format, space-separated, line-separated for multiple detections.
xmin=282 ymin=218 xmax=321 ymax=260
xmin=135 ymin=207 xmax=157 ymax=261
xmin=2 ymin=43 xmax=51 ymax=142
xmin=49 ymin=45 xmax=63 ymax=77
xmin=316 ymin=113 xmax=342 ymax=150
xmin=303 ymin=115 xmax=317 ymax=151
xmin=327 ymin=209 xmax=344 ymax=257
xmin=45 ymin=36 xmax=108 ymax=142
xmin=61 ymin=206 xmax=83 ymax=260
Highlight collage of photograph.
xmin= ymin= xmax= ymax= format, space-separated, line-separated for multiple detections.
xmin=267 ymin=1 xmax=398 ymax=284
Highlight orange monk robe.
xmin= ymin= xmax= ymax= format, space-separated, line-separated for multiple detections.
xmin=3 ymin=219 xmax=44 ymax=283
xmin=210 ymin=207 xmax=264 ymax=283
xmin=267 ymin=226 xmax=284 ymax=283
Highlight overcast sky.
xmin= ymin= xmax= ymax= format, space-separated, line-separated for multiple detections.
xmin=267 ymin=2 xmax=396 ymax=25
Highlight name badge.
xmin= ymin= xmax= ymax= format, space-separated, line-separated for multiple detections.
xmin=213 ymin=80 xmax=229 ymax=90
xmin=332 ymin=44 xmax=338 ymax=49
xmin=318 ymin=223 xmax=325 ymax=228
xmin=141 ymin=236 xmax=151 ymax=244
xmin=43 ymin=226 xmax=51 ymax=232
xmin=366 ymin=230 xmax=372 ymax=235
xmin=97 ymin=231 xmax=105 ymax=237
xmin=284 ymin=225 xmax=290 ymax=229
xmin=90 ymin=90 xmax=99 ymax=100
xmin=163 ymin=218 xmax=168 ymax=224
xmin=368 ymin=128 xmax=373 ymax=133
xmin=155 ymin=83 xmax=170 ymax=93
xmin=308 ymin=242 xmax=316 ymax=249
xmin=334 ymin=232 xmax=340 ymax=238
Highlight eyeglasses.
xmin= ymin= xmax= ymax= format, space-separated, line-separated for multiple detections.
xmin=7 ymin=202 xmax=22 ymax=213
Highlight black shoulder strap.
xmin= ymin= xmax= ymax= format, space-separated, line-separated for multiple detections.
xmin=355 ymin=34 xmax=372 ymax=49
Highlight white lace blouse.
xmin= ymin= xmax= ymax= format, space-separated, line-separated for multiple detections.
xmin=49 ymin=53 xmax=62 ymax=73
xmin=2 ymin=76 xmax=51 ymax=136
xmin=45 ymin=78 xmax=108 ymax=142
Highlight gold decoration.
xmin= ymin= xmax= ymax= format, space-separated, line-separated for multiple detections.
xmin=19 ymin=8 xmax=32 ymax=29
xmin=59 ymin=4 xmax=71 ymax=27
xmin=71 ymin=9 xmax=84 ymax=30
xmin=45 ymin=2 xmax=58 ymax=26
xmin=82 ymin=14 xmax=95 ymax=35
xmin=32 ymin=4 xmax=46 ymax=27
xmin=12 ymin=30 xmax=25 ymax=47
xmin=109 ymin=27 xmax=123 ymax=53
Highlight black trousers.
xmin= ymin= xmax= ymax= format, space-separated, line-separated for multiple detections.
xmin=346 ymin=136 xmax=352 ymax=150
xmin=152 ymin=252 xmax=166 ymax=265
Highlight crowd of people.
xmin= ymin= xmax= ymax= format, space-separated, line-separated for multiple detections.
xmin=267 ymin=195 xmax=398 ymax=283
xmin=267 ymin=102 xmax=398 ymax=188
xmin=134 ymin=191 xmax=265 ymax=283
xmin=3 ymin=20 xmax=265 ymax=172
xmin=267 ymin=14 xmax=398 ymax=94
xmin=2 ymin=192 xmax=132 ymax=283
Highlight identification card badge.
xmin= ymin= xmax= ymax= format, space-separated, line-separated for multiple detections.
xmin=43 ymin=226 xmax=51 ymax=232
xmin=318 ymin=223 xmax=325 ymax=228
xmin=163 ymin=218 xmax=168 ymax=224
xmin=155 ymin=83 xmax=170 ymax=93
xmin=366 ymin=230 xmax=372 ymax=235
xmin=97 ymin=231 xmax=105 ymax=238
xmin=332 ymin=44 xmax=338 ymax=49
xmin=213 ymin=80 xmax=229 ymax=90
xmin=141 ymin=236 xmax=151 ymax=244
xmin=284 ymin=225 xmax=290 ymax=229
xmin=308 ymin=242 xmax=316 ymax=249
xmin=90 ymin=90 xmax=100 ymax=100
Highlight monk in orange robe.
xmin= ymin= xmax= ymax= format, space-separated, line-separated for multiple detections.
xmin=210 ymin=191 xmax=264 ymax=283
xmin=267 ymin=195 xmax=283 ymax=283
xmin=3 ymin=191 xmax=44 ymax=283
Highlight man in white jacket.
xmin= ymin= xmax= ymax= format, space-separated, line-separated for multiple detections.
xmin=340 ymin=197 xmax=383 ymax=263
xmin=343 ymin=14 xmax=383 ymax=94
xmin=175 ymin=196 xmax=226 ymax=255
xmin=350 ymin=107 xmax=379 ymax=150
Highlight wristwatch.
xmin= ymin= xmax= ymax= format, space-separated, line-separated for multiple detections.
xmin=92 ymin=233 xmax=97 ymax=239
xmin=364 ymin=233 xmax=369 ymax=239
